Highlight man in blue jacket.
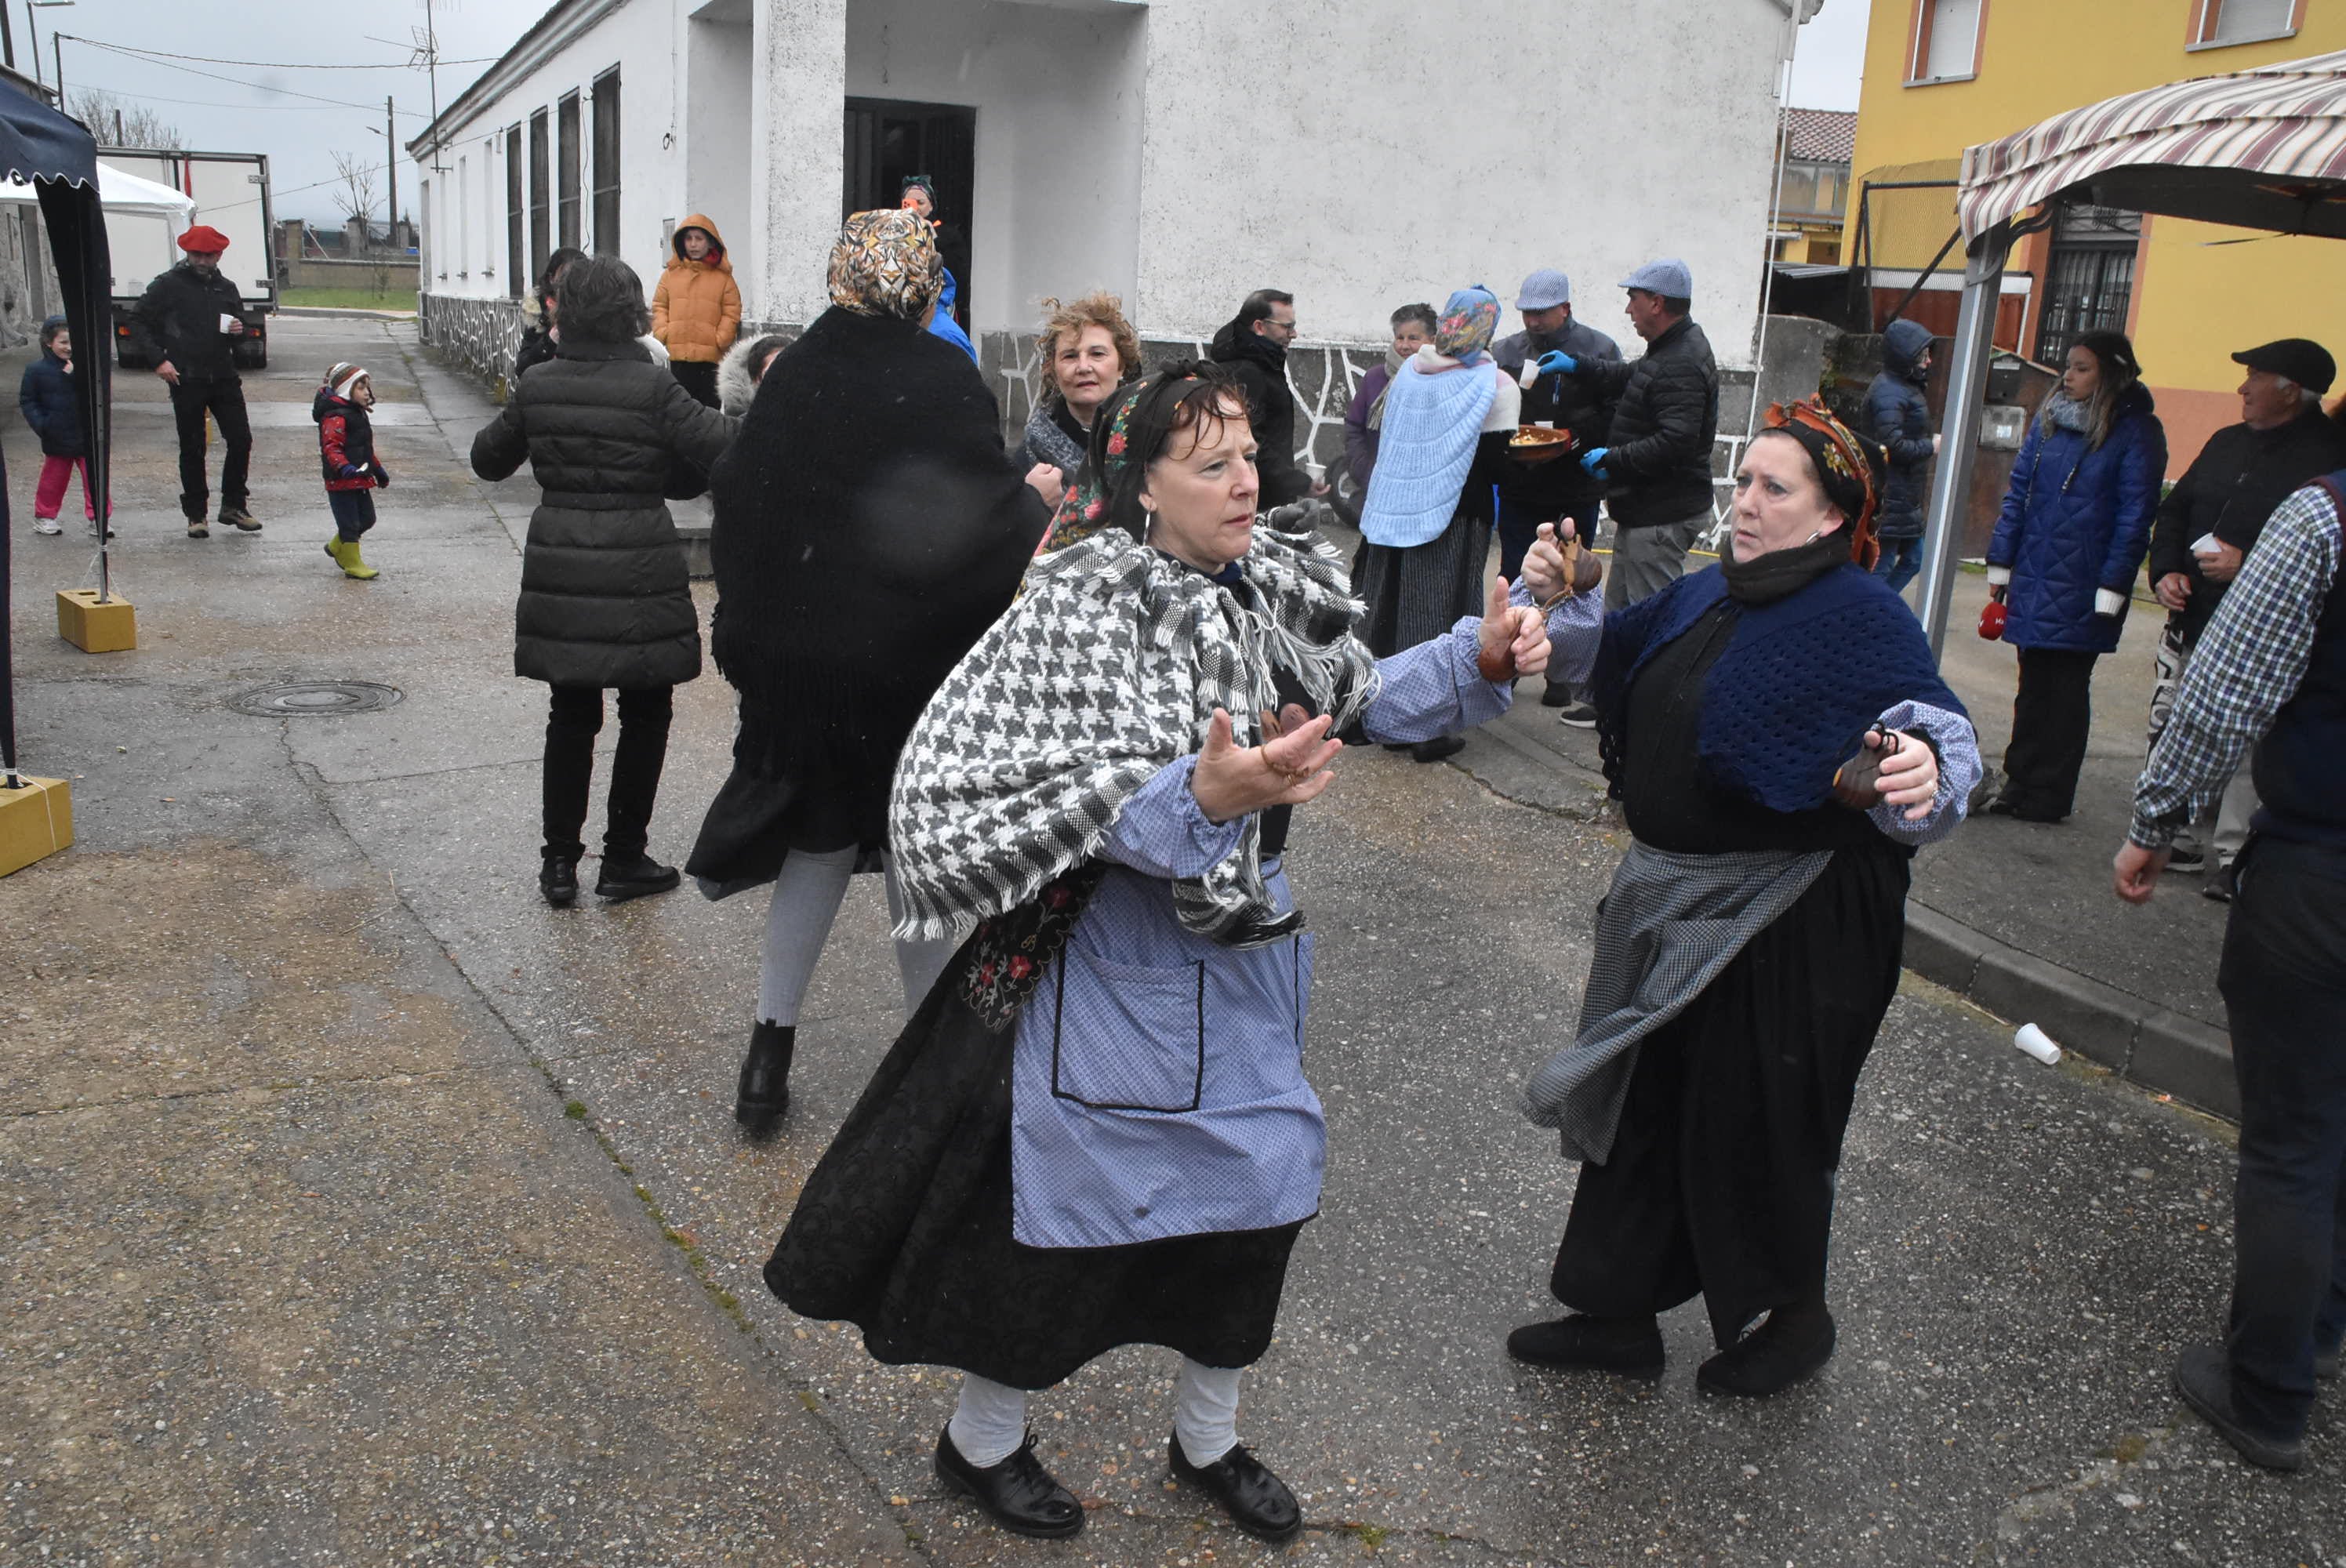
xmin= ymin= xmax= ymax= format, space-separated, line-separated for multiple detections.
xmin=1864 ymin=318 xmax=1939 ymax=597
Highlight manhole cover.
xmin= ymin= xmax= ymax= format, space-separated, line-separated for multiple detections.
xmin=227 ymin=681 xmax=405 ymax=717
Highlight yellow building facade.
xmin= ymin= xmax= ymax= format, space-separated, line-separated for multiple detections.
xmin=1846 ymin=0 xmax=2344 ymax=472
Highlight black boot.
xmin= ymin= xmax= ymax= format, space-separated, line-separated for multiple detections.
xmin=1505 ymin=1312 xmax=1665 ymax=1378
xmin=594 ymin=851 xmax=681 ymax=902
xmin=539 ymin=854 xmax=579 ymax=908
xmin=735 ymin=1021 xmax=795 ymax=1131
xmin=934 ymin=1427 xmax=1084 ymax=1539
xmin=1168 ymin=1434 xmax=1302 ymax=1543
xmin=1411 ymin=734 xmax=1466 ymax=764
xmin=1697 ymin=1304 xmax=1836 ymax=1398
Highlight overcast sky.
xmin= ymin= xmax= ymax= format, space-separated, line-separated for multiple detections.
xmin=42 ymin=0 xmax=1872 ymax=230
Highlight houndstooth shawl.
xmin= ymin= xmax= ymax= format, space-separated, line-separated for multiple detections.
xmin=890 ymin=521 xmax=1380 ymax=948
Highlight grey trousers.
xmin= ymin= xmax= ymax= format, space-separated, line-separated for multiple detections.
xmin=1605 ymin=513 xmax=1707 ymax=610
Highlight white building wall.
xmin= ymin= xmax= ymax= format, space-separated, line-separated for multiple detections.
xmin=840 ymin=0 xmax=1146 ymax=338
xmin=1133 ymin=0 xmax=1791 ymax=365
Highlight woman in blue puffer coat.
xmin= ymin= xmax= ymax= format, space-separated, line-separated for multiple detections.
xmin=1980 ymin=330 xmax=2165 ymax=821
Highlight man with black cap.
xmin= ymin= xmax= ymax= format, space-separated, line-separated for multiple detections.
xmin=1492 ymin=267 xmax=1620 ymax=721
xmin=2144 ymin=337 xmax=2346 ymax=895
xmin=128 ymin=224 xmax=261 ymax=539
xmin=1537 ymin=257 xmax=1719 ymax=611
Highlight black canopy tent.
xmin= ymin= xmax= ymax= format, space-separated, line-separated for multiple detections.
xmin=0 ymin=74 xmax=110 ymax=789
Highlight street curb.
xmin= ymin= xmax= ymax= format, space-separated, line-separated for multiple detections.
xmin=275 ymin=306 xmax=419 ymax=321
xmin=1903 ymin=903 xmax=2236 ymax=1120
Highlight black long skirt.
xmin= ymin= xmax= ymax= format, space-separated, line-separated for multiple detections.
xmin=1352 ymin=509 xmax=1493 ymax=658
xmin=764 ymin=945 xmax=1305 ymax=1390
xmin=1546 ymin=844 xmax=1909 ymax=1347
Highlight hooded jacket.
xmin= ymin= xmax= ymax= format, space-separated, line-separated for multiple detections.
xmin=1865 ymin=319 xmax=1937 ymax=539
xmin=1987 ymin=383 xmax=2166 ymax=654
xmin=1208 ymin=313 xmax=1311 ymax=508
xmin=651 ymin=214 xmax=743 ymax=365
xmin=314 ymin=385 xmax=382 ymax=492
xmin=470 ymin=336 xmax=739 ymax=689
xmin=19 ymin=336 xmax=85 ymax=458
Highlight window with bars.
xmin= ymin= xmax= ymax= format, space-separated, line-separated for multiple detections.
xmin=528 ymin=108 xmax=552 ymax=285
xmin=2034 ymin=204 xmax=2142 ymax=364
xmin=505 ymin=125 xmax=524 ymax=296
xmin=592 ymin=70 xmax=621 ymax=257
xmin=2192 ymin=0 xmax=2298 ymax=46
xmin=557 ymin=93 xmax=582 ymax=250
xmin=1908 ymin=0 xmax=1984 ymax=83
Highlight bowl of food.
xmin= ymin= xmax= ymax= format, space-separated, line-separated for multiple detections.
xmin=1509 ymin=426 xmax=1578 ymax=464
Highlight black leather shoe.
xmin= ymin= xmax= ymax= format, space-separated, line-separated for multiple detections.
xmin=934 ymin=1427 xmax=1084 ymax=1539
xmin=1168 ymin=1434 xmax=1302 ymax=1544
xmin=1698 ymin=1307 xmax=1836 ymax=1397
xmin=2174 ymin=1344 xmax=2304 ymax=1471
xmin=539 ymin=855 xmax=579 ymax=908
xmin=1505 ymin=1313 xmax=1665 ymax=1378
xmin=1411 ymin=734 xmax=1466 ymax=764
xmin=735 ymin=1021 xmax=795 ymax=1131
xmin=594 ymin=852 xmax=681 ymax=902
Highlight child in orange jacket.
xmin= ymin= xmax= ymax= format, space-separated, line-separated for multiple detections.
xmin=651 ymin=213 xmax=741 ymax=408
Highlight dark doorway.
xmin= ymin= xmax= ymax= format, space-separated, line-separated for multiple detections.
xmin=844 ymin=96 xmax=975 ymax=329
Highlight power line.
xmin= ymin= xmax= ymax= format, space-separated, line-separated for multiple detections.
xmin=53 ymin=37 xmax=496 ymax=70
xmin=60 ymin=38 xmax=431 ymax=117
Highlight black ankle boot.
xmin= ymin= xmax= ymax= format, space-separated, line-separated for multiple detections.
xmin=539 ymin=855 xmax=579 ymax=907
xmin=735 ymin=1021 xmax=795 ymax=1131
xmin=1505 ymin=1312 xmax=1665 ymax=1377
xmin=594 ymin=851 xmax=681 ymax=902
xmin=1697 ymin=1305 xmax=1836 ymax=1397
xmin=934 ymin=1427 xmax=1084 ymax=1539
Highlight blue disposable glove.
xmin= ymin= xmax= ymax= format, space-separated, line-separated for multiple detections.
xmin=1535 ymin=350 xmax=1579 ymax=377
xmin=1580 ymin=446 xmax=1610 ymax=478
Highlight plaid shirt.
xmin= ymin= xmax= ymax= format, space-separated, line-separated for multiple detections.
xmin=2130 ymin=481 xmax=2346 ymax=849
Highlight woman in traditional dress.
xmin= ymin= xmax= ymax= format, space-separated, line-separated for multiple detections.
xmin=764 ymin=363 xmax=1580 ymax=1542
xmin=1351 ymin=285 xmax=1523 ymax=763
xmin=1509 ymin=397 xmax=1981 ymax=1398
xmin=685 ymin=209 xmax=1053 ymax=1133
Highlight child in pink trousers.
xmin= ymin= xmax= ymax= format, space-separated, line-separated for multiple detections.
xmin=18 ymin=315 xmax=109 ymax=537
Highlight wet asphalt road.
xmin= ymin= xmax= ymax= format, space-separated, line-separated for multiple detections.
xmin=3 ymin=316 xmax=2341 ymax=1566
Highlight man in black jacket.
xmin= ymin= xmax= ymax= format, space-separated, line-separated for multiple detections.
xmin=1541 ymin=258 xmax=1719 ymax=609
xmin=2144 ymin=338 xmax=2346 ymax=890
xmin=129 ymin=225 xmax=260 ymax=539
xmin=1208 ymin=289 xmax=1324 ymax=510
xmin=1492 ymin=267 xmax=1620 ymax=720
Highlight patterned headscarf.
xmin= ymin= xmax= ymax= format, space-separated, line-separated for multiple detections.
xmin=1760 ymin=396 xmax=1888 ymax=569
xmin=827 ymin=209 xmax=944 ymax=321
xmin=1435 ymin=285 xmax=1500 ymax=365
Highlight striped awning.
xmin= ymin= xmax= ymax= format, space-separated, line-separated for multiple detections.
xmin=1959 ymin=49 xmax=2346 ymax=241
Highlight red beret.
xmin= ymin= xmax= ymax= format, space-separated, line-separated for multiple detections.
xmin=176 ymin=224 xmax=231 ymax=252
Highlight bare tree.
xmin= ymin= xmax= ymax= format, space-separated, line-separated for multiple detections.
xmin=67 ymin=89 xmax=183 ymax=151
xmin=331 ymin=151 xmax=380 ymax=234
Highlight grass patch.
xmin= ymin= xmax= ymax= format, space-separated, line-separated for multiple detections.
xmin=563 ymin=1098 xmax=588 ymax=1120
xmin=280 ymin=285 xmax=416 ymax=313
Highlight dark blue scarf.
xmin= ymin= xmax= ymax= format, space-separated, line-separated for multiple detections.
xmin=1593 ymin=561 xmax=1965 ymax=813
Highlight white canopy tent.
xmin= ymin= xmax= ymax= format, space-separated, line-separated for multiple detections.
xmin=1917 ymin=49 xmax=2346 ymax=652
xmin=0 ymin=158 xmax=196 ymax=303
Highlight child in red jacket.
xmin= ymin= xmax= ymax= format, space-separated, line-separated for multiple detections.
xmin=314 ymin=361 xmax=388 ymax=579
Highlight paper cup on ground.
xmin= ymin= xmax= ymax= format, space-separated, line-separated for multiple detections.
xmin=2014 ymin=1023 xmax=2061 ymax=1065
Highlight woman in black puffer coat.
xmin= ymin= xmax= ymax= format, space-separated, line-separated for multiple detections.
xmin=471 ymin=256 xmax=737 ymax=906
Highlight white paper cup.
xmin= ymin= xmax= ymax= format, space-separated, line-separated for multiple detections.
xmin=2014 ymin=1022 xmax=2061 ymax=1065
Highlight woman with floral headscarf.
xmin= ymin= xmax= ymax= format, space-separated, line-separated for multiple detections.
xmin=1352 ymin=285 xmax=1523 ymax=761
xmin=686 ymin=209 xmax=1056 ymax=1134
xmin=1506 ymin=397 xmax=1982 ymax=1400
xmin=764 ymin=362 xmax=1578 ymax=1544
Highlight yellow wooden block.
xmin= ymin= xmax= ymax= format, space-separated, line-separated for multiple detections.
xmin=0 ymin=775 xmax=72 ymax=877
xmin=56 ymin=587 xmax=136 ymax=653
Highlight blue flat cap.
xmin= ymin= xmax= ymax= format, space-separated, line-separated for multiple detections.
xmin=1620 ymin=257 xmax=1693 ymax=297
xmin=1515 ymin=268 xmax=1572 ymax=310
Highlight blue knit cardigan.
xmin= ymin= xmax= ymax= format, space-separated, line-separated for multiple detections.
xmin=1593 ymin=561 xmax=1965 ymax=813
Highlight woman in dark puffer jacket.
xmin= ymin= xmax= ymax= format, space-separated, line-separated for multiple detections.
xmin=1980 ymin=330 xmax=2165 ymax=821
xmin=471 ymin=256 xmax=737 ymax=905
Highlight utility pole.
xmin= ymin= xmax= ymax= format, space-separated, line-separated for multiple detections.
xmin=383 ymin=96 xmax=398 ymax=249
